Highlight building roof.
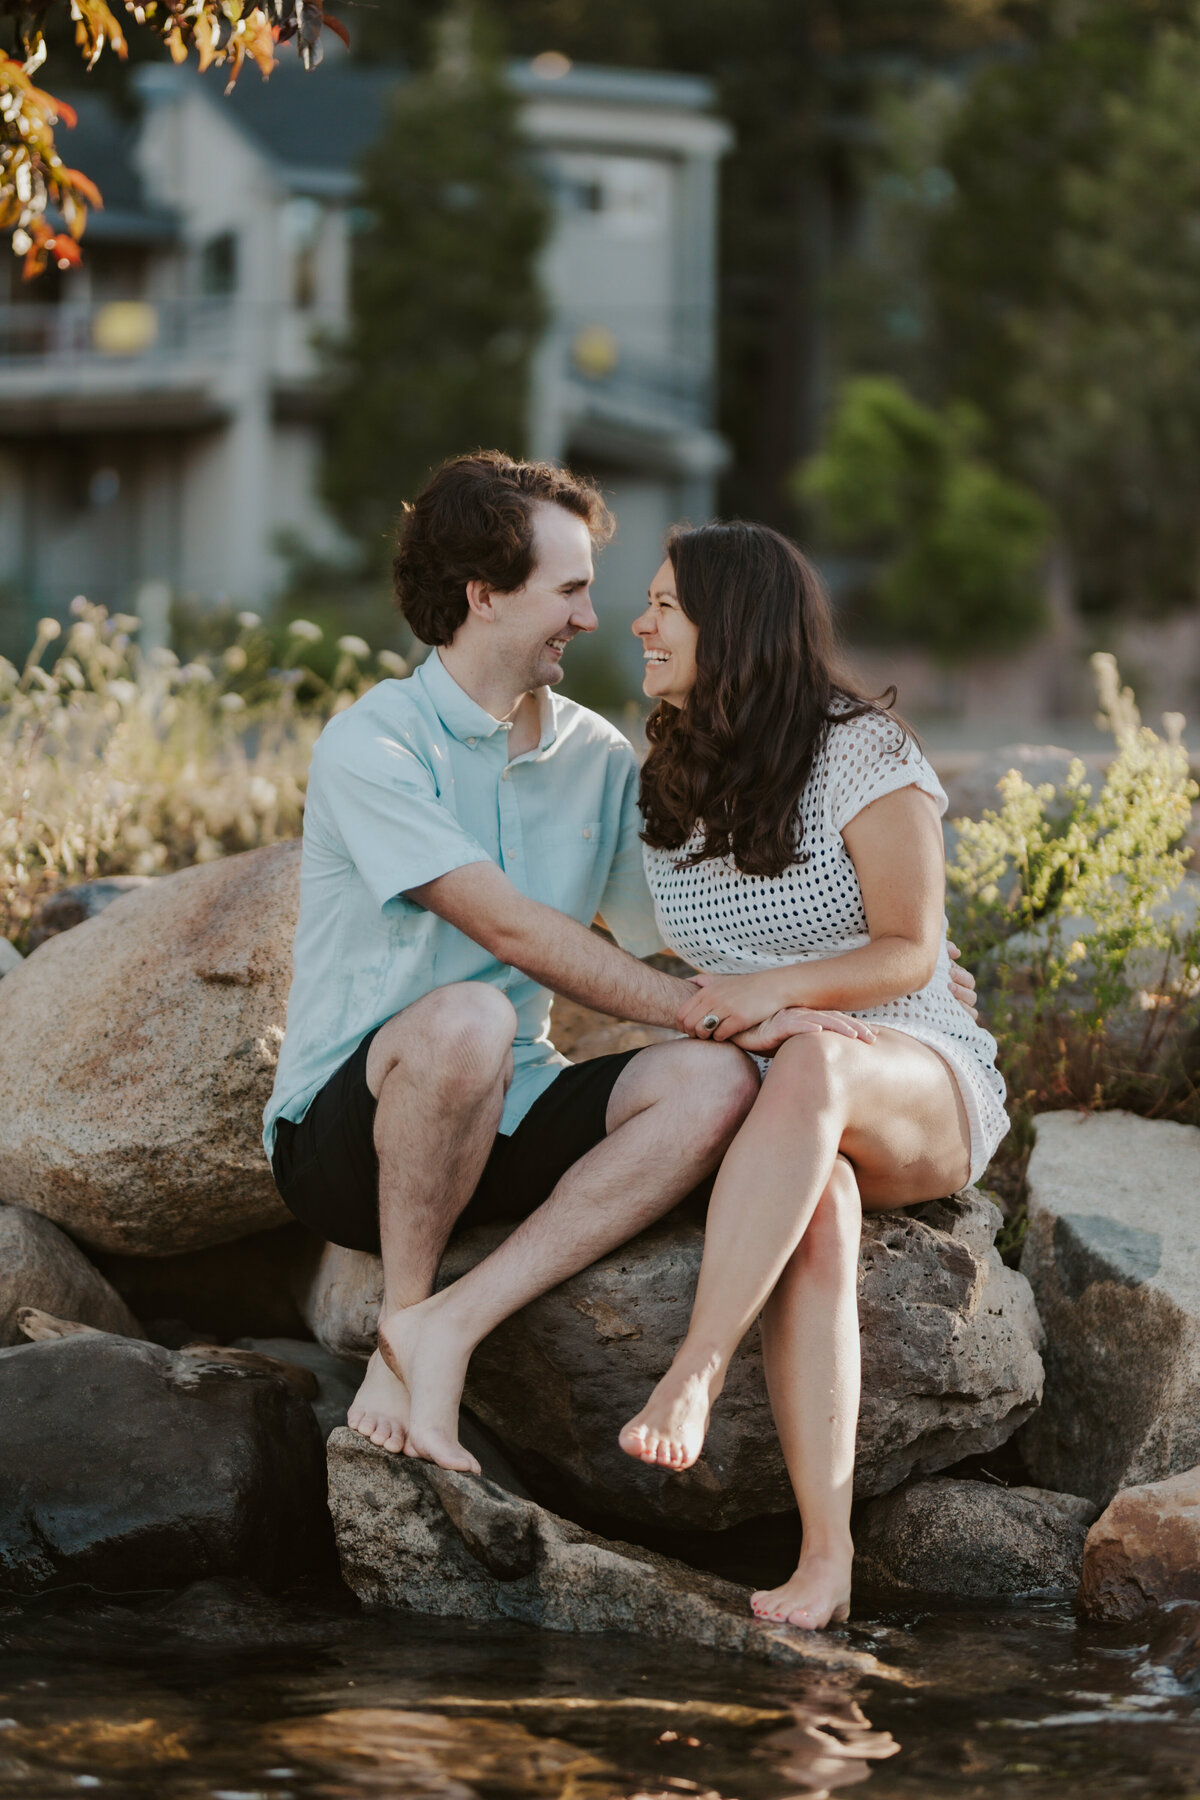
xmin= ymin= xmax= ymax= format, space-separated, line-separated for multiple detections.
xmin=50 ymin=89 xmax=178 ymax=242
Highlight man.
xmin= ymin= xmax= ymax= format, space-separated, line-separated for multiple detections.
xmin=265 ymin=451 xmax=976 ymax=1472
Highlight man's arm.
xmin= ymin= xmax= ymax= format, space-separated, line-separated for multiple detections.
xmin=407 ymin=861 xmax=692 ymax=1028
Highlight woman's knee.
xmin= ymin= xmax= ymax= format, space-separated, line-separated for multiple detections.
xmin=764 ymin=1028 xmax=851 ymax=1107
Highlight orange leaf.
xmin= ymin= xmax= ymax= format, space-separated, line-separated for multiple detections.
xmin=61 ymin=167 xmax=104 ymax=209
xmin=324 ymin=12 xmax=350 ymax=48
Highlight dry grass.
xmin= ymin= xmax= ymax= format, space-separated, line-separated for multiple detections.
xmin=0 ymin=599 xmax=405 ymax=950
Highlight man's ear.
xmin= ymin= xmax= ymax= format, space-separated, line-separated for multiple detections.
xmin=465 ymin=578 xmax=497 ymax=622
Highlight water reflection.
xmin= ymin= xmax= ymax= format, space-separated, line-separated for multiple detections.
xmin=0 ymin=1582 xmax=1196 ymax=1799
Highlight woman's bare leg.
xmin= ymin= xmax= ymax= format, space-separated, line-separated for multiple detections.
xmin=750 ymin=1156 xmax=861 ymax=1628
xmin=618 ymin=1027 xmax=972 ymax=1595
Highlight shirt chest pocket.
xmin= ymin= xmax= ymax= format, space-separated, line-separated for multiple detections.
xmin=523 ymin=820 xmax=606 ymax=920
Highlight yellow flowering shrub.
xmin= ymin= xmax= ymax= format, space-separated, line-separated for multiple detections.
xmin=0 ymin=599 xmax=405 ymax=949
xmin=948 ymin=653 xmax=1199 ymax=1212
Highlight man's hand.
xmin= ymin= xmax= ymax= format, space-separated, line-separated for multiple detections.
xmin=947 ymin=941 xmax=978 ymax=1019
xmin=731 ymin=1006 xmax=877 ymax=1055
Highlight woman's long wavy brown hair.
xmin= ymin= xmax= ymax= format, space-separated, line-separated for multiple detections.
xmin=639 ymin=521 xmax=906 ymax=878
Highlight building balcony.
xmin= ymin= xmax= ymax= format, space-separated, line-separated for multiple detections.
xmin=0 ymin=298 xmax=329 ymax=434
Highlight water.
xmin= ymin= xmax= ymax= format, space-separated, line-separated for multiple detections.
xmin=0 ymin=1581 xmax=1196 ymax=1799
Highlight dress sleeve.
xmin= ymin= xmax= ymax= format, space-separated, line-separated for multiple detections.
xmin=826 ymin=710 xmax=947 ymax=834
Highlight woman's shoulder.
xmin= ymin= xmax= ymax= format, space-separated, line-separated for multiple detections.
xmin=819 ymin=699 xmax=945 ymax=826
xmin=821 ymin=698 xmax=915 ymax=764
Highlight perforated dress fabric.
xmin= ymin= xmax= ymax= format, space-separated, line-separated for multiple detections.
xmin=643 ymin=706 xmax=1009 ymax=1183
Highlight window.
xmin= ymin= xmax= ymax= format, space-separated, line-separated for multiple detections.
xmin=200 ymin=231 xmax=238 ymax=297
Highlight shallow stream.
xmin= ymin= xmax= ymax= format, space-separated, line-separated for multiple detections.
xmin=1 ymin=1582 xmax=1198 ymax=1799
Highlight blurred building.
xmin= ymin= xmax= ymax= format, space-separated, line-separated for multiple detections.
xmin=0 ymin=52 xmax=730 ymax=665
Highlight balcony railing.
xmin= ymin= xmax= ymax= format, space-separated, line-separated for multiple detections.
xmin=557 ymin=319 xmax=713 ymax=429
xmin=0 ymin=297 xmax=237 ymax=367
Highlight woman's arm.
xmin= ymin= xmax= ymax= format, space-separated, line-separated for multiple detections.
xmin=677 ymin=785 xmax=948 ymax=1041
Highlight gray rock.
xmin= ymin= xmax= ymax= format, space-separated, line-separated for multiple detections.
xmin=0 ymin=1331 xmax=334 ymax=1592
xmin=26 ymin=876 xmax=155 ymax=950
xmin=854 ymin=1478 xmax=1100 ymax=1598
xmin=0 ymin=939 xmax=22 ymax=978
xmin=1020 ymin=1110 xmax=1200 ymax=1505
xmin=0 ymin=843 xmax=298 ymax=1254
xmin=303 ymin=1191 xmax=1044 ymax=1532
xmin=0 ymin=1205 xmax=143 ymax=1346
xmin=326 ymin=1428 xmax=891 ymax=1677
xmin=942 ymin=745 xmax=1105 ymax=823
xmin=233 ymin=1335 xmax=363 ymax=1440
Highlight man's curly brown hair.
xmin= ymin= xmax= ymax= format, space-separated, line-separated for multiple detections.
xmin=393 ymin=451 xmax=614 ymax=647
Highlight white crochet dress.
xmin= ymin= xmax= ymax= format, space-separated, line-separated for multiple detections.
xmin=643 ymin=707 xmax=1009 ymax=1184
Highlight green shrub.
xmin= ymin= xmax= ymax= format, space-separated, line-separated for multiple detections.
xmin=948 ymin=652 xmax=1199 ymax=1212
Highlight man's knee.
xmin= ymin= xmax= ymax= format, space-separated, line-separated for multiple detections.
xmin=673 ymin=1040 xmax=760 ymax=1144
xmin=370 ymin=983 xmax=517 ymax=1098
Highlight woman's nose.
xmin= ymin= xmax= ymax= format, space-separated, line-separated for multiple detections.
xmin=632 ymin=609 xmax=651 ymax=636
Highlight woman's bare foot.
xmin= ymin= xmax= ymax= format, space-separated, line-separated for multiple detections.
xmin=751 ymin=1546 xmax=853 ymax=1631
xmin=346 ymin=1348 xmax=410 ymax=1453
xmin=618 ymin=1352 xmax=724 ymax=1470
xmin=377 ymin=1298 xmax=481 ymax=1475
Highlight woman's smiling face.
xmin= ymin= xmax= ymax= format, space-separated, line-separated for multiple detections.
xmin=633 ymin=558 xmax=699 ymax=707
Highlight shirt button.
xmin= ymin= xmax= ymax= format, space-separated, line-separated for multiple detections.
xmin=466 ymin=736 xmax=476 ymax=747
xmin=582 ymin=827 xmax=592 ymax=839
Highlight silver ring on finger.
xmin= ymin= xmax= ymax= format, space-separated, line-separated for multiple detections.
xmin=700 ymin=1011 xmax=721 ymax=1034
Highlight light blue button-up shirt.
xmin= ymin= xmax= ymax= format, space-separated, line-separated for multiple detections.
xmin=263 ymin=648 xmax=661 ymax=1157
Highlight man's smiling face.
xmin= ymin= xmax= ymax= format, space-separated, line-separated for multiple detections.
xmin=492 ymin=501 xmax=599 ymax=692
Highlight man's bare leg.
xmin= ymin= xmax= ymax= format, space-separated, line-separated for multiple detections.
xmin=345 ymin=983 xmax=517 ymax=1457
xmin=377 ymin=1037 xmax=761 ymax=1468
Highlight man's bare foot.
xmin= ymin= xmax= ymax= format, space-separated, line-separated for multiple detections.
xmin=617 ymin=1353 xmax=723 ymax=1470
xmin=377 ymin=1298 xmax=481 ymax=1476
xmin=751 ymin=1547 xmax=853 ymax=1631
xmin=346 ymin=1348 xmax=410 ymax=1453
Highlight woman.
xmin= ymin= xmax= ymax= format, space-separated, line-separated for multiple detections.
xmin=619 ymin=520 xmax=1008 ymax=1631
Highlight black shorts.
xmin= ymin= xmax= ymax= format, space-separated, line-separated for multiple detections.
xmin=270 ymin=1030 xmax=644 ymax=1255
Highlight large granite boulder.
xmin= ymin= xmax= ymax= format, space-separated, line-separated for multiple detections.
xmin=326 ymin=1428 xmax=890 ymax=1676
xmin=0 ymin=843 xmax=299 ymax=1255
xmin=854 ymin=1478 xmax=1099 ymax=1599
xmin=0 ymin=1330 xmax=333 ymax=1592
xmin=26 ymin=875 xmax=156 ymax=950
xmin=1020 ymin=1110 xmax=1200 ymax=1505
xmin=303 ymin=1190 xmax=1044 ymax=1532
xmin=0 ymin=1205 xmax=143 ymax=1345
xmin=1078 ymin=1465 xmax=1200 ymax=1623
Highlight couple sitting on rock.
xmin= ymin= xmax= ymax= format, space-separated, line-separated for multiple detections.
xmin=264 ymin=451 xmax=1008 ymax=1632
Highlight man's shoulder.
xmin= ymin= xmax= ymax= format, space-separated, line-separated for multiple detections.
xmin=551 ymin=692 xmax=637 ymax=761
xmin=314 ymin=675 xmax=435 ymax=767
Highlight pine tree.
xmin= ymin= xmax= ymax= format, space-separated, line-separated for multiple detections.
xmin=322 ymin=5 xmax=550 ymax=562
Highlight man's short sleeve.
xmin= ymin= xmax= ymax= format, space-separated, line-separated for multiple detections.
xmin=312 ymin=721 xmax=491 ymax=910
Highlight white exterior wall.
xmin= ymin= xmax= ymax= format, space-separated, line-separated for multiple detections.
xmin=0 ymin=62 xmax=729 ymax=649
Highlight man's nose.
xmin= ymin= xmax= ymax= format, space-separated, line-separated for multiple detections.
xmin=572 ymin=591 xmax=599 ymax=634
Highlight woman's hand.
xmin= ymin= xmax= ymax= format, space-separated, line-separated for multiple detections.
xmin=679 ymin=971 xmax=877 ymax=1045
xmin=678 ymin=970 xmax=793 ymax=1040
xmin=731 ymin=1005 xmax=877 ymax=1055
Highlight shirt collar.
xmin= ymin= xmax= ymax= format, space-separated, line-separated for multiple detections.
xmin=418 ymin=648 xmax=558 ymax=753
